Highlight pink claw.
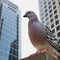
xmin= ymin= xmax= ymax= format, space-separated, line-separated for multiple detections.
xmin=30 ymin=48 xmax=48 ymax=56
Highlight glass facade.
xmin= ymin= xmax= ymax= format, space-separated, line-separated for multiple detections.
xmin=9 ymin=40 xmax=18 ymax=60
xmin=39 ymin=0 xmax=60 ymax=40
xmin=0 ymin=0 xmax=19 ymax=60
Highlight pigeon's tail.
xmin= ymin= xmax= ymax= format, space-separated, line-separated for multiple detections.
xmin=45 ymin=34 xmax=60 ymax=53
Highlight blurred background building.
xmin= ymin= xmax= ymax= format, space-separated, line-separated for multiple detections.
xmin=39 ymin=0 xmax=60 ymax=42
xmin=9 ymin=40 xmax=18 ymax=60
xmin=0 ymin=0 xmax=21 ymax=60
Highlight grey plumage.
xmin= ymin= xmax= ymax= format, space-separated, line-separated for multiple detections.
xmin=23 ymin=11 xmax=60 ymax=59
xmin=42 ymin=24 xmax=60 ymax=53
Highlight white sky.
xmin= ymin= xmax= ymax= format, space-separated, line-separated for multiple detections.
xmin=10 ymin=0 xmax=40 ymax=59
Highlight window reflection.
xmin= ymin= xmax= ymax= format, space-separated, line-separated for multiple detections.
xmin=0 ymin=1 xmax=19 ymax=60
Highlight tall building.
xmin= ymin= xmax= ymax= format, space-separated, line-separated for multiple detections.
xmin=0 ymin=0 xmax=20 ymax=60
xmin=9 ymin=40 xmax=18 ymax=60
xmin=39 ymin=0 xmax=60 ymax=41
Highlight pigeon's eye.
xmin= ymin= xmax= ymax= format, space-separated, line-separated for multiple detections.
xmin=28 ymin=12 xmax=30 ymax=14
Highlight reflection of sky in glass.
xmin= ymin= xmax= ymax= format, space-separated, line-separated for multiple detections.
xmin=0 ymin=1 xmax=19 ymax=60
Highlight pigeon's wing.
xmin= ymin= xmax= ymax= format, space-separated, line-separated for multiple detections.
xmin=31 ymin=21 xmax=60 ymax=52
xmin=42 ymin=25 xmax=54 ymax=37
xmin=36 ymin=22 xmax=60 ymax=52
xmin=42 ymin=25 xmax=60 ymax=53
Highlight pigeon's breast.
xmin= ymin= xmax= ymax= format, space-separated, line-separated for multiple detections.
xmin=28 ymin=22 xmax=48 ymax=49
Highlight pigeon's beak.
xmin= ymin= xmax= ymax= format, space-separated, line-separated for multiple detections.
xmin=23 ymin=14 xmax=27 ymax=17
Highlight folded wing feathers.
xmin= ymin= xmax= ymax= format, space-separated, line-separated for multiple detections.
xmin=44 ymin=25 xmax=60 ymax=52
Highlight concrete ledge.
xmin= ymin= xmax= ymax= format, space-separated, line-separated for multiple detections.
xmin=21 ymin=52 xmax=58 ymax=60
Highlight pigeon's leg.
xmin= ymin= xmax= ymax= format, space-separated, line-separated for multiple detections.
xmin=35 ymin=48 xmax=48 ymax=54
xmin=30 ymin=48 xmax=48 ymax=56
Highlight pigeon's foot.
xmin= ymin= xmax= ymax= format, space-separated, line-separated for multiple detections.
xmin=35 ymin=48 xmax=48 ymax=54
xmin=30 ymin=48 xmax=48 ymax=56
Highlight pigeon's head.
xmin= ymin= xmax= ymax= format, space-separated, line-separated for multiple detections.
xmin=23 ymin=11 xmax=37 ymax=19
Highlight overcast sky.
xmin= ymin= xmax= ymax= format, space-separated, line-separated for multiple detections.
xmin=10 ymin=0 xmax=40 ymax=59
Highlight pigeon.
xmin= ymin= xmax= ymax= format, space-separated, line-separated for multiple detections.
xmin=23 ymin=11 xmax=60 ymax=59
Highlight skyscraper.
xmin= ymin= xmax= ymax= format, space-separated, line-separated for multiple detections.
xmin=0 ymin=0 xmax=20 ymax=60
xmin=9 ymin=40 xmax=18 ymax=60
xmin=39 ymin=0 xmax=60 ymax=41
